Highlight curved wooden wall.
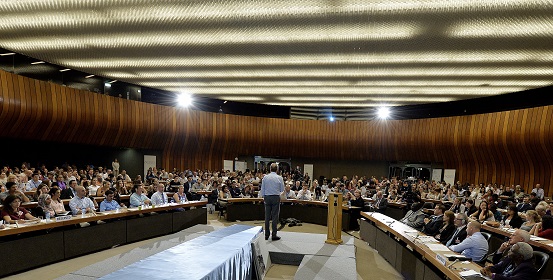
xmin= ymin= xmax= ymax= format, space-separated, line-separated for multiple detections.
xmin=1 ymin=70 xmax=552 ymax=195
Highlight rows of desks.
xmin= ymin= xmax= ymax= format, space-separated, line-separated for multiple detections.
xmin=360 ymin=212 xmax=483 ymax=280
xmin=0 ymin=201 xmax=208 ymax=278
xmin=219 ymin=197 xmax=362 ymax=231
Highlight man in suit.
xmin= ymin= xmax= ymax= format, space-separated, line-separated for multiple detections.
xmin=446 ymin=212 xmax=469 ymax=246
xmin=464 ymin=199 xmax=478 ymax=216
xmin=491 ymin=229 xmax=531 ymax=264
xmin=370 ymin=191 xmax=388 ymax=213
xmin=400 ymin=202 xmax=426 ymax=231
xmin=423 ymin=204 xmax=445 ymax=235
xmin=61 ymin=180 xmax=78 ymax=199
xmin=516 ymin=195 xmax=533 ymax=212
xmin=481 ymin=242 xmax=537 ymax=280
xmin=449 ymin=197 xmax=466 ymax=214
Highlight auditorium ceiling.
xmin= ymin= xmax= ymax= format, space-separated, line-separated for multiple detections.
xmin=1 ymin=0 xmax=552 ymax=110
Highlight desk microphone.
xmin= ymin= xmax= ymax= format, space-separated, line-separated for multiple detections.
xmin=447 ymin=259 xmax=460 ymax=269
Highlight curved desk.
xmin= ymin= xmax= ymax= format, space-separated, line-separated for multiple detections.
xmin=220 ymin=198 xmax=361 ymax=231
xmin=0 ymin=201 xmax=208 ymax=278
xmin=360 ymin=212 xmax=483 ymax=280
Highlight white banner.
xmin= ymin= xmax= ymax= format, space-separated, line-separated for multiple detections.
xmin=223 ymin=160 xmax=234 ymax=171
xmin=144 ymin=155 xmax=156 ymax=178
xmin=235 ymin=161 xmax=247 ymax=172
xmin=432 ymin=169 xmax=443 ymax=183
xmin=443 ymin=169 xmax=456 ymax=186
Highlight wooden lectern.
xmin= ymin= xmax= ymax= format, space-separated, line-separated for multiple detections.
xmin=325 ymin=192 xmax=343 ymax=244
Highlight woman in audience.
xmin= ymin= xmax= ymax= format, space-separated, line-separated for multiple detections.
xmin=241 ymin=184 xmax=255 ymax=198
xmin=470 ymin=200 xmax=495 ymax=223
xmin=489 ymin=204 xmax=503 ymax=222
xmin=530 ymin=215 xmax=553 ymax=239
xmin=350 ymin=190 xmax=364 ymax=208
xmin=442 ymin=188 xmax=456 ymax=202
xmin=218 ymin=185 xmax=232 ymax=207
xmin=115 ymin=180 xmax=128 ymax=195
xmin=435 ymin=210 xmax=456 ymax=244
xmin=35 ymin=194 xmax=56 ymax=218
xmin=1 ymin=195 xmax=38 ymax=224
xmin=387 ymin=189 xmax=399 ymax=202
xmin=129 ymin=184 xmax=151 ymax=207
xmin=500 ymin=205 xmax=523 ymax=229
xmin=48 ymin=187 xmax=66 ymax=214
xmin=520 ymin=210 xmax=541 ymax=232
xmin=32 ymin=184 xmax=50 ymax=202
xmin=173 ymin=185 xmax=188 ymax=203
xmin=96 ymin=180 xmax=111 ymax=197
xmin=313 ymin=187 xmax=326 ymax=202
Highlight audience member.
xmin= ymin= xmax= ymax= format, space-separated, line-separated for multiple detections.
xmin=520 ymin=210 xmax=541 ymax=232
xmin=1 ymin=195 xmax=38 ymax=224
xmin=100 ymin=190 xmax=121 ymax=211
xmin=0 ymin=182 xmax=30 ymax=202
xmin=449 ymin=221 xmax=489 ymax=262
xmin=151 ymin=183 xmax=168 ymax=205
xmin=530 ymin=215 xmax=553 ymax=239
xmin=129 ymin=184 xmax=151 ymax=207
xmin=449 ymin=197 xmax=465 ymax=214
xmin=399 ymin=202 xmax=426 ymax=231
xmin=423 ymin=204 xmax=445 ymax=236
xmin=296 ymin=183 xmax=312 ymax=201
xmin=69 ymin=186 xmax=96 ymax=215
xmin=280 ymin=183 xmax=297 ymax=200
xmin=481 ymin=242 xmax=537 ymax=279
xmin=173 ymin=185 xmax=188 ymax=203
xmin=48 ymin=187 xmax=66 ymax=214
xmin=470 ymin=201 xmax=495 ymax=223
xmin=516 ymin=196 xmax=533 ymax=212
xmin=435 ymin=210 xmax=455 ymax=245
xmin=35 ymin=193 xmax=56 ymax=218
xmin=531 ymin=184 xmax=544 ymax=200
xmin=501 ymin=206 xmax=523 ymax=229
xmin=491 ymin=229 xmax=531 ymax=264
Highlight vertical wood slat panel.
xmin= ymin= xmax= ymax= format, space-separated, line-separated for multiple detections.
xmin=2 ymin=70 xmax=553 ymax=195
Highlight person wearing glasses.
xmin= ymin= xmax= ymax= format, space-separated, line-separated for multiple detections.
xmin=480 ymin=242 xmax=537 ymax=279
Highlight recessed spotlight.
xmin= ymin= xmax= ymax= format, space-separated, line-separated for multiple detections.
xmin=85 ymin=75 xmax=95 ymax=78
xmin=177 ymin=93 xmax=193 ymax=107
xmin=30 ymin=61 xmax=45 ymax=65
xmin=329 ymin=116 xmax=335 ymax=122
xmin=0 ymin=52 xmax=15 ymax=56
xmin=377 ymin=107 xmax=390 ymax=119
xmin=59 ymin=69 xmax=70 ymax=72
xmin=223 ymin=100 xmax=228 ymax=104
xmin=104 ymin=83 xmax=111 ymax=88
xmin=108 ymin=80 xmax=117 ymax=84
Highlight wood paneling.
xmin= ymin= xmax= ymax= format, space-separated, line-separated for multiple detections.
xmin=1 ymin=70 xmax=553 ymax=195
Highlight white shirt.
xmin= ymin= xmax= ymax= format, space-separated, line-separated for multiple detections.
xmin=151 ymin=191 xmax=168 ymax=205
xmin=297 ymin=189 xmax=312 ymax=201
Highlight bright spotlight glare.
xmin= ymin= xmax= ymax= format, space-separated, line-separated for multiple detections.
xmin=329 ymin=116 xmax=335 ymax=122
xmin=377 ymin=107 xmax=390 ymax=119
xmin=177 ymin=93 xmax=193 ymax=107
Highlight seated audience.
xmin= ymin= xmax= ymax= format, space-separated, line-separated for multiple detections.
xmin=100 ymin=190 xmax=121 ymax=211
xmin=27 ymin=173 xmax=42 ymax=191
xmin=48 ymin=187 xmax=66 ymax=214
xmin=370 ymin=191 xmax=388 ymax=213
xmin=129 ymin=184 xmax=151 ymax=207
xmin=491 ymin=229 xmax=531 ymax=264
xmin=87 ymin=178 xmax=101 ymax=197
xmin=96 ymin=180 xmax=111 ymax=197
xmin=69 ymin=186 xmax=96 ymax=215
xmin=241 ymin=185 xmax=255 ymax=198
xmin=218 ymin=185 xmax=232 ymax=207
xmin=150 ymin=183 xmax=168 ymax=205
xmin=481 ymin=242 xmax=537 ymax=280
xmin=449 ymin=221 xmax=489 ymax=262
xmin=470 ymin=201 xmax=495 ymax=223
xmin=501 ymin=206 xmax=523 ymax=229
xmin=296 ymin=183 xmax=312 ymax=201
xmin=313 ymin=187 xmax=326 ymax=202
xmin=35 ymin=193 xmax=56 ymax=218
xmin=61 ymin=180 xmax=78 ymax=199
xmin=32 ymin=184 xmax=50 ymax=202
xmin=1 ymin=195 xmax=38 ymax=224
xmin=280 ymin=184 xmax=297 ymax=200
xmin=516 ymin=195 xmax=532 ymax=212
xmin=0 ymin=182 xmax=30 ymax=202
xmin=535 ymin=204 xmax=547 ymax=218
xmin=449 ymin=197 xmax=465 ymax=214
xmin=423 ymin=204 xmax=445 ymax=236
xmin=446 ymin=213 xmax=469 ymax=247
xmin=520 ymin=210 xmax=540 ymax=232
xmin=350 ymin=190 xmax=364 ymax=208
xmin=464 ymin=199 xmax=478 ymax=216
xmin=529 ymin=215 xmax=553 ymax=239
xmin=173 ymin=185 xmax=188 ymax=203
xmin=399 ymin=202 xmax=426 ymax=231
xmin=435 ymin=210 xmax=456 ymax=245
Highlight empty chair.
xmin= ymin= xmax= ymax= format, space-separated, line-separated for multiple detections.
xmin=533 ymin=251 xmax=550 ymax=278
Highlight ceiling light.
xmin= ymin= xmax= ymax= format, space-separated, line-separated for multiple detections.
xmin=108 ymin=80 xmax=117 ymax=84
xmin=104 ymin=83 xmax=111 ymax=88
xmin=177 ymin=93 xmax=193 ymax=107
xmin=329 ymin=116 xmax=335 ymax=122
xmin=85 ymin=75 xmax=95 ymax=78
xmin=59 ymin=69 xmax=70 ymax=72
xmin=0 ymin=52 xmax=15 ymax=56
xmin=30 ymin=61 xmax=45 ymax=65
xmin=377 ymin=107 xmax=391 ymax=119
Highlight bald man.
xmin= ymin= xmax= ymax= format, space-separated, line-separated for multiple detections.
xmin=261 ymin=163 xmax=284 ymax=241
xmin=491 ymin=229 xmax=531 ymax=264
xmin=449 ymin=221 xmax=489 ymax=262
xmin=68 ymin=186 xmax=96 ymax=215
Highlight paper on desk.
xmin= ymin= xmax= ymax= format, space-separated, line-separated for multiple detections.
xmin=459 ymin=270 xmax=479 ymax=276
xmin=426 ymin=243 xmax=450 ymax=251
xmin=531 ymin=236 xmax=548 ymax=241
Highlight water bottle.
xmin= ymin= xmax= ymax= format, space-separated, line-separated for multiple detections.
xmin=81 ymin=206 xmax=86 ymax=218
xmin=45 ymin=211 xmax=50 ymax=221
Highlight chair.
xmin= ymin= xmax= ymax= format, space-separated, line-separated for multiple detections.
xmin=215 ymin=199 xmax=226 ymax=219
xmin=533 ymin=251 xmax=549 ymax=277
xmin=480 ymin=232 xmax=491 ymax=242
